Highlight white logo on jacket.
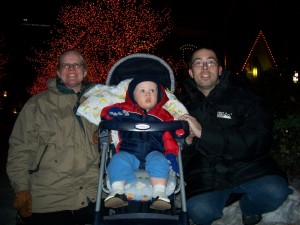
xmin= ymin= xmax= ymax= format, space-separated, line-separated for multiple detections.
xmin=217 ymin=111 xmax=232 ymax=119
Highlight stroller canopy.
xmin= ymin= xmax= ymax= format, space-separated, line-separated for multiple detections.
xmin=106 ymin=53 xmax=175 ymax=93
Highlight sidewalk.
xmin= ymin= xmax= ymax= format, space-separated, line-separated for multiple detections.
xmin=0 ymin=121 xmax=16 ymax=225
xmin=0 ymin=161 xmax=16 ymax=225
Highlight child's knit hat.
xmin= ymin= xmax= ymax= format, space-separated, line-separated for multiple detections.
xmin=127 ymin=74 xmax=162 ymax=103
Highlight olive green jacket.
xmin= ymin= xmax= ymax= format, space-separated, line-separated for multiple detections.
xmin=7 ymin=78 xmax=100 ymax=213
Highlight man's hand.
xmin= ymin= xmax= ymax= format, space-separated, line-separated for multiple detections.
xmin=178 ymin=114 xmax=202 ymax=140
xmin=13 ymin=191 xmax=32 ymax=217
xmin=92 ymin=130 xmax=98 ymax=144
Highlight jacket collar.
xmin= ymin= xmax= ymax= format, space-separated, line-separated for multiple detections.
xmin=184 ymin=70 xmax=233 ymax=100
xmin=56 ymin=78 xmax=95 ymax=95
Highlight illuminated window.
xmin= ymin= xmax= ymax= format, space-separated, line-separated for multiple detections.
xmin=253 ymin=67 xmax=258 ymax=78
xmin=293 ymin=72 xmax=298 ymax=83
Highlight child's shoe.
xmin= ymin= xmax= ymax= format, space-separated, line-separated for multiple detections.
xmin=150 ymin=192 xmax=171 ymax=210
xmin=104 ymin=190 xmax=128 ymax=208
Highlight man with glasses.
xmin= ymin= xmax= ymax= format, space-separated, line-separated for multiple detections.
xmin=178 ymin=47 xmax=292 ymax=225
xmin=7 ymin=50 xmax=100 ymax=225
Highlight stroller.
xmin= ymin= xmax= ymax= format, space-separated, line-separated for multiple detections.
xmin=93 ymin=53 xmax=189 ymax=225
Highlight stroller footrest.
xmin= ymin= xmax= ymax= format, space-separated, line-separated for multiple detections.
xmin=103 ymin=212 xmax=179 ymax=222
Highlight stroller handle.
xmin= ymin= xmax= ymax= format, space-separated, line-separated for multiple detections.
xmin=99 ymin=120 xmax=189 ymax=138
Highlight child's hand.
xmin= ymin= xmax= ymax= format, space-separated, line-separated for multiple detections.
xmin=166 ymin=153 xmax=179 ymax=176
xmin=108 ymin=107 xmax=129 ymax=120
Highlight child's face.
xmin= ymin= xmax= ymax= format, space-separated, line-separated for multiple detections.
xmin=133 ymin=81 xmax=158 ymax=111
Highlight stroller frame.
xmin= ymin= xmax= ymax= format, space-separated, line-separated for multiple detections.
xmin=93 ymin=120 xmax=189 ymax=225
xmin=92 ymin=53 xmax=189 ymax=225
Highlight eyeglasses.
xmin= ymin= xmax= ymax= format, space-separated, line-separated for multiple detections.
xmin=60 ymin=63 xmax=83 ymax=70
xmin=192 ymin=59 xmax=218 ymax=68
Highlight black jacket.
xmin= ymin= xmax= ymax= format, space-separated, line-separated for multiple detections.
xmin=179 ymin=71 xmax=286 ymax=199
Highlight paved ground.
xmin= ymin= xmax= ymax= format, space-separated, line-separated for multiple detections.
xmin=0 ymin=157 xmax=15 ymax=225
xmin=0 ymin=117 xmax=16 ymax=225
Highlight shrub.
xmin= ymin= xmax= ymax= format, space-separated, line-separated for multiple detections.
xmin=271 ymin=113 xmax=300 ymax=180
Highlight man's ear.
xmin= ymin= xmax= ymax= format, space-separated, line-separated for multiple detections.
xmin=188 ymin=69 xmax=194 ymax=78
xmin=218 ymin=67 xmax=223 ymax=75
xmin=84 ymin=71 xmax=87 ymax=77
xmin=57 ymin=71 xmax=60 ymax=78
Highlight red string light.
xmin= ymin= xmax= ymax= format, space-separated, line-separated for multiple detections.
xmin=27 ymin=0 xmax=174 ymax=95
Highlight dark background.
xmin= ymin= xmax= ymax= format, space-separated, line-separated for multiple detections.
xmin=0 ymin=1 xmax=300 ymax=224
xmin=1 ymin=0 xmax=299 ymax=120
xmin=2 ymin=0 xmax=300 ymax=66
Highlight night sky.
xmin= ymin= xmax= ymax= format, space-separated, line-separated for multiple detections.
xmin=3 ymin=0 xmax=300 ymax=57
xmin=2 ymin=0 xmax=300 ymax=76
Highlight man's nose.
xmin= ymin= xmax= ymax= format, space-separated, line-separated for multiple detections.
xmin=202 ymin=62 xmax=208 ymax=69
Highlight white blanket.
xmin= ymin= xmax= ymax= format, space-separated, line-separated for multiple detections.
xmin=77 ymin=79 xmax=188 ymax=125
